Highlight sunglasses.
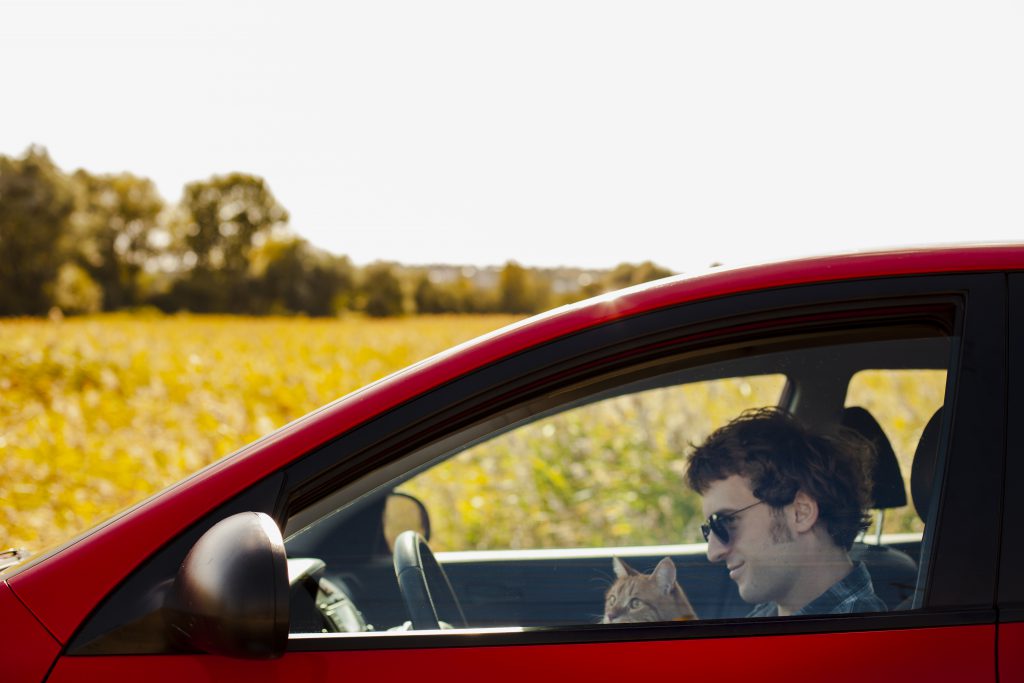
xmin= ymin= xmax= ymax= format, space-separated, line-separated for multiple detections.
xmin=701 ymin=500 xmax=765 ymax=545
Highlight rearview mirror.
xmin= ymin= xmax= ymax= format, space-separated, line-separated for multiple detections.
xmin=383 ymin=492 xmax=431 ymax=552
xmin=167 ymin=511 xmax=288 ymax=659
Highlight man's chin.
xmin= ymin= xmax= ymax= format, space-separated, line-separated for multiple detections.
xmin=736 ymin=581 xmax=767 ymax=605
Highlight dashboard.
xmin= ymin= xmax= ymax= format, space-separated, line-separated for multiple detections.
xmin=287 ymin=558 xmax=368 ymax=634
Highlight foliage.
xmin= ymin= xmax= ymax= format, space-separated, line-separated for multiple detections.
xmin=605 ymin=260 xmax=674 ymax=290
xmin=360 ymin=263 xmax=405 ymax=317
xmin=412 ymin=271 xmax=497 ymax=314
xmin=0 ymin=146 xmax=678 ymax=318
xmin=0 ymin=313 xmax=521 ymax=552
xmin=250 ymin=237 xmax=355 ymax=316
xmin=499 ymin=261 xmax=549 ymax=314
xmin=52 ymin=263 xmax=103 ymax=314
xmin=0 ymin=146 xmax=75 ymax=315
xmin=69 ymin=170 xmax=165 ymax=310
xmin=169 ymin=173 xmax=290 ymax=312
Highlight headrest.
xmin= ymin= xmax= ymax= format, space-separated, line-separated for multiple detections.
xmin=911 ymin=407 xmax=944 ymax=520
xmin=841 ymin=406 xmax=907 ymax=509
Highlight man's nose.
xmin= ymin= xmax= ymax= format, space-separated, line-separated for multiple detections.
xmin=706 ymin=532 xmax=728 ymax=563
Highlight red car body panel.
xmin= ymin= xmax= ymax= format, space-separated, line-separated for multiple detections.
xmin=1000 ymin=622 xmax=1024 ymax=681
xmin=8 ymin=244 xmax=1023 ymax=649
xmin=45 ymin=625 xmax=994 ymax=682
xmin=0 ymin=581 xmax=61 ymax=683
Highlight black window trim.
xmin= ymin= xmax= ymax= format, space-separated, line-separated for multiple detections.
xmin=999 ymin=274 xmax=1024 ymax=621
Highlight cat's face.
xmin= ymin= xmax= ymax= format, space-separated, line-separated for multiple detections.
xmin=602 ymin=556 xmax=696 ymax=623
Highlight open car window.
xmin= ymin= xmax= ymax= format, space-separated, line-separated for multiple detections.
xmin=283 ymin=324 xmax=955 ymax=636
xmin=400 ymin=375 xmax=787 ymax=552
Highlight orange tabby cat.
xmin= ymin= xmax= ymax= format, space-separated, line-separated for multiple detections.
xmin=603 ymin=556 xmax=697 ymax=623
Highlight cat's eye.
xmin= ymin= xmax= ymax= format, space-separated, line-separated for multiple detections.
xmin=606 ymin=595 xmax=616 ymax=605
xmin=629 ymin=598 xmax=643 ymax=609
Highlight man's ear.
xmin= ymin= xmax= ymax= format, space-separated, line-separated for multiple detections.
xmin=791 ymin=490 xmax=819 ymax=533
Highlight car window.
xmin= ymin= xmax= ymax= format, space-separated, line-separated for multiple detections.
xmin=845 ymin=369 xmax=947 ymax=537
xmin=284 ymin=327 xmax=955 ymax=636
xmin=399 ymin=376 xmax=787 ymax=552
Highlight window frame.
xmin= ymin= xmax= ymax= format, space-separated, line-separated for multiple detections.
xmin=1000 ymin=273 xmax=1024 ymax=621
xmin=283 ymin=273 xmax=1005 ymax=651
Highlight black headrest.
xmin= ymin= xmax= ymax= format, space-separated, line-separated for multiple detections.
xmin=911 ymin=407 xmax=944 ymax=520
xmin=841 ymin=406 xmax=907 ymax=509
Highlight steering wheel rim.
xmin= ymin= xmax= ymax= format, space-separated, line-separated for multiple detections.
xmin=392 ymin=530 xmax=467 ymax=630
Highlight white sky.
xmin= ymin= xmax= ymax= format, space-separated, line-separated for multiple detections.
xmin=2 ymin=1 xmax=1022 ymax=273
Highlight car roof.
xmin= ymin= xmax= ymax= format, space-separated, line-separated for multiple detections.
xmin=9 ymin=242 xmax=1023 ymax=643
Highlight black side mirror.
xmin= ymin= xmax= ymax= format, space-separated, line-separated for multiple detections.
xmin=167 ymin=511 xmax=288 ymax=659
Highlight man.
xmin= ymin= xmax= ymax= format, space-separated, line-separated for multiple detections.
xmin=686 ymin=407 xmax=886 ymax=617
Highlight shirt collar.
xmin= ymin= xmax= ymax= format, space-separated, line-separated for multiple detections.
xmin=791 ymin=561 xmax=873 ymax=616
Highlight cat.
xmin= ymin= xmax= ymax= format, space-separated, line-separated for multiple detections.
xmin=602 ymin=556 xmax=697 ymax=623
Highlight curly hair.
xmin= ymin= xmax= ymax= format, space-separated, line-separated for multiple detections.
xmin=685 ymin=407 xmax=874 ymax=550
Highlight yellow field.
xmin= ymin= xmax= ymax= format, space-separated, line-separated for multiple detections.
xmin=1 ymin=313 xmax=941 ymax=556
xmin=0 ymin=313 xmax=521 ymax=552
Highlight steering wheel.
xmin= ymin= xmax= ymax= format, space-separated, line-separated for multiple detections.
xmin=392 ymin=530 xmax=467 ymax=630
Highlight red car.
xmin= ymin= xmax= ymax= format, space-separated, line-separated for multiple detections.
xmin=5 ymin=245 xmax=1023 ymax=681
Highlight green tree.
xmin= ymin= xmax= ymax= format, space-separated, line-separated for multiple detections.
xmin=52 ymin=263 xmax=103 ymax=314
xmin=605 ymin=261 xmax=674 ymax=291
xmin=498 ymin=261 xmax=549 ymax=314
xmin=171 ymin=173 xmax=289 ymax=312
xmin=413 ymin=273 xmax=459 ymax=313
xmin=253 ymin=236 xmax=354 ymax=316
xmin=413 ymin=274 xmax=439 ymax=313
xmin=70 ymin=170 xmax=165 ymax=310
xmin=0 ymin=146 xmax=75 ymax=315
xmin=361 ymin=263 xmax=405 ymax=317
xmin=454 ymin=274 xmax=494 ymax=313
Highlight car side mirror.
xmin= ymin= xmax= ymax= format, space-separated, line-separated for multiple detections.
xmin=167 ymin=511 xmax=289 ymax=659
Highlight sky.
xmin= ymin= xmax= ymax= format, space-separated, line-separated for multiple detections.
xmin=2 ymin=1 xmax=1022 ymax=274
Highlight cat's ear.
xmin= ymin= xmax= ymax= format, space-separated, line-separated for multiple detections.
xmin=612 ymin=556 xmax=638 ymax=578
xmin=652 ymin=556 xmax=678 ymax=594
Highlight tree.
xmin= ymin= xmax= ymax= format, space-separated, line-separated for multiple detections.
xmin=0 ymin=146 xmax=75 ymax=315
xmin=52 ymin=263 xmax=103 ymax=314
xmin=171 ymin=173 xmax=289 ymax=312
xmin=253 ymin=237 xmax=354 ymax=316
xmin=605 ymin=261 xmax=674 ymax=291
xmin=413 ymin=274 xmax=439 ymax=313
xmin=498 ymin=261 xmax=549 ymax=314
xmin=70 ymin=170 xmax=165 ymax=310
xmin=361 ymin=263 xmax=405 ymax=317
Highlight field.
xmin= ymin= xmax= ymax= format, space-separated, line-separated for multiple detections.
xmin=0 ymin=313 xmax=521 ymax=552
xmin=1 ymin=313 xmax=941 ymax=556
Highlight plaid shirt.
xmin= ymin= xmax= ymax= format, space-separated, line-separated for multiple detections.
xmin=747 ymin=562 xmax=887 ymax=618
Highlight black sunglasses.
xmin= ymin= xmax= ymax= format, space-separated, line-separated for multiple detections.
xmin=701 ymin=500 xmax=765 ymax=544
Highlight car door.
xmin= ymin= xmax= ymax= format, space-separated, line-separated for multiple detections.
xmin=48 ymin=272 xmax=1005 ymax=682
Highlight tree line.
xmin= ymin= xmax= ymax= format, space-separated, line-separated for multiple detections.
xmin=0 ymin=146 xmax=674 ymax=318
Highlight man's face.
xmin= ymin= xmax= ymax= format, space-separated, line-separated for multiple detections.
xmin=701 ymin=474 xmax=798 ymax=606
